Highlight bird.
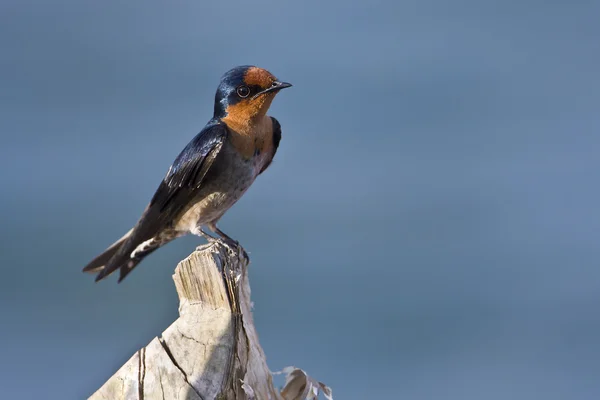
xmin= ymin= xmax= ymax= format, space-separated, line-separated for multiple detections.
xmin=83 ymin=65 xmax=291 ymax=283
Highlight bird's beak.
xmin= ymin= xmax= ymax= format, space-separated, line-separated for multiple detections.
xmin=252 ymin=81 xmax=293 ymax=99
xmin=272 ymin=81 xmax=293 ymax=91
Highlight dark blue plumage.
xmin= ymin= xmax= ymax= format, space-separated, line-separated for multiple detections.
xmin=159 ymin=121 xmax=228 ymax=206
xmin=213 ymin=65 xmax=252 ymax=118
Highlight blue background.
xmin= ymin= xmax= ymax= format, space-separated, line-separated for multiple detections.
xmin=1 ymin=1 xmax=599 ymax=399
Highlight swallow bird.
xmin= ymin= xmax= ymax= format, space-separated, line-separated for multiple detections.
xmin=83 ymin=66 xmax=291 ymax=282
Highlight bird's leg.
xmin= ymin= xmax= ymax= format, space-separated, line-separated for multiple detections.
xmin=191 ymin=225 xmax=219 ymax=250
xmin=213 ymin=227 xmax=239 ymax=247
xmin=208 ymin=223 xmax=249 ymax=262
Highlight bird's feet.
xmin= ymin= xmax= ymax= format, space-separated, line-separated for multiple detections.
xmin=192 ymin=226 xmax=219 ymax=251
xmin=192 ymin=226 xmax=249 ymax=263
xmin=220 ymin=237 xmax=249 ymax=264
xmin=211 ymin=226 xmax=249 ymax=263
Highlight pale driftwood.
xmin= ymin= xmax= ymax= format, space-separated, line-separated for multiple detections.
xmin=89 ymin=242 xmax=332 ymax=400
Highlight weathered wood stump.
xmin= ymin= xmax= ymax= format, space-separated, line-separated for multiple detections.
xmin=88 ymin=242 xmax=332 ymax=400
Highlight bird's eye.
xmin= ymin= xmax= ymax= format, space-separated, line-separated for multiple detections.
xmin=236 ymin=85 xmax=250 ymax=98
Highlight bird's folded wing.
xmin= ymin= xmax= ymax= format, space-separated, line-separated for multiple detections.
xmin=154 ymin=121 xmax=228 ymax=212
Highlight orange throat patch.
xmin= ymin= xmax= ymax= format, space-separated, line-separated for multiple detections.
xmin=221 ymin=93 xmax=274 ymax=133
xmin=223 ymin=114 xmax=273 ymax=160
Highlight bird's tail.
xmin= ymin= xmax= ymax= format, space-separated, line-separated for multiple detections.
xmin=82 ymin=229 xmax=133 ymax=275
xmin=84 ymin=229 xmax=176 ymax=283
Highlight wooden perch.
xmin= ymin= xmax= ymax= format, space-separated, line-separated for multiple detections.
xmin=89 ymin=242 xmax=332 ymax=400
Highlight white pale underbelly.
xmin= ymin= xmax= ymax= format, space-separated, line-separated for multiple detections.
xmin=173 ymin=188 xmax=250 ymax=232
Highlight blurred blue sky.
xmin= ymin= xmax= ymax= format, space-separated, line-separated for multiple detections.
xmin=1 ymin=0 xmax=599 ymax=399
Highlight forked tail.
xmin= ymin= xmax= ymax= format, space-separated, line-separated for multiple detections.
xmin=82 ymin=229 xmax=133 ymax=275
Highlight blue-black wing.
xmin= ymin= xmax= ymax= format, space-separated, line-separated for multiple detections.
xmin=93 ymin=120 xmax=228 ymax=282
xmin=153 ymin=120 xmax=228 ymax=210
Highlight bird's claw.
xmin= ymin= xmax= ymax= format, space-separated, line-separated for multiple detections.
xmin=220 ymin=238 xmax=249 ymax=264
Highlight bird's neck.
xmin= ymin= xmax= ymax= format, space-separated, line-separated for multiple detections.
xmin=221 ymin=113 xmax=260 ymax=135
xmin=220 ymin=95 xmax=274 ymax=134
xmin=221 ymin=111 xmax=271 ymax=136
xmin=224 ymin=114 xmax=273 ymax=159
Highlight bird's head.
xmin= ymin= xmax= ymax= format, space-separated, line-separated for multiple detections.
xmin=213 ymin=66 xmax=292 ymax=125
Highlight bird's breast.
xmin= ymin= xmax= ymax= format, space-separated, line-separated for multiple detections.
xmin=173 ymin=140 xmax=261 ymax=232
xmin=226 ymin=116 xmax=275 ymax=172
